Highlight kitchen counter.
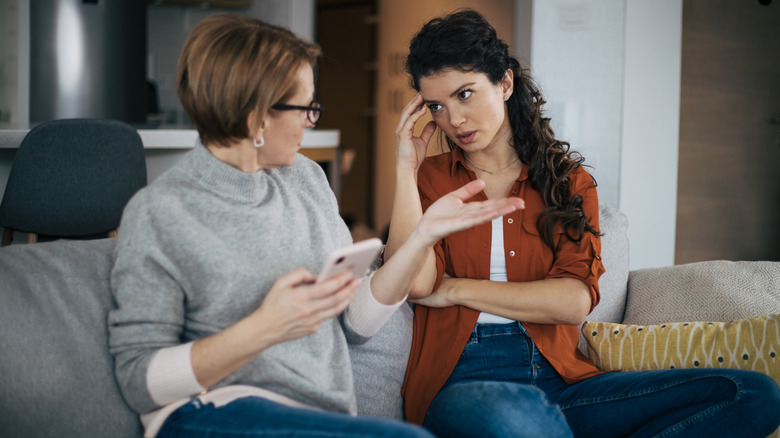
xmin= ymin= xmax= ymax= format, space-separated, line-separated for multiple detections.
xmin=0 ymin=124 xmax=340 ymax=150
xmin=0 ymin=124 xmax=341 ymax=205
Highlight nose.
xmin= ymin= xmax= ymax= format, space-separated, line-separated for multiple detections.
xmin=448 ymin=108 xmax=466 ymax=128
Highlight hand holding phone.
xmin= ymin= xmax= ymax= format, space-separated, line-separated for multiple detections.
xmin=316 ymin=238 xmax=383 ymax=283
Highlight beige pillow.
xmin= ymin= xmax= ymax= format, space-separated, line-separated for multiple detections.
xmin=583 ymin=314 xmax=780 ymax=437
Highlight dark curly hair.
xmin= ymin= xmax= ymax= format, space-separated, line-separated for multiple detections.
xmin=405 ymin=9 xmax=599 ymax=249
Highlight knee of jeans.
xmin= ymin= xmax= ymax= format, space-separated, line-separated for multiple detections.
xmin=741 ymin=372 xmax=780 ymax=412
xmin=713 ymin=371 xmax=780 ymax=436
xmin=425 ymin=381 xmax=572 ymax=438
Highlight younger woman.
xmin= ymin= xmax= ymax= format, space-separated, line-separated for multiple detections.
xmin=385 ymin=9 xmax=780 ymax=438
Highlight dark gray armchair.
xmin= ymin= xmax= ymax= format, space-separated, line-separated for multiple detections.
xmin=0 ymin=119 xmax=147 ymax=246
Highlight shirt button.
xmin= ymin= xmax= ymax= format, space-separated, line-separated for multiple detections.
xmin=508 ymin=251 xmax=515 ymax=257
xmin=507 ymin=218 xmax=514 ymax=224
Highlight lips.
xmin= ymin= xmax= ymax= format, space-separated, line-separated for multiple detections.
xmin=456 ymin=131 xmax=476 ymax=144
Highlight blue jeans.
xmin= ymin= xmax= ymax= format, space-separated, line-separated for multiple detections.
xmin=158 ymin=396 xmax=434 ymax=438
xmin=423 ymin=322 xmax=780 ymax=438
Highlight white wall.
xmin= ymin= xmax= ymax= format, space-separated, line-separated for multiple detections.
xmin=619 ymin=0 xmax=682 ymax=269
xmin=524 ymin=0 xmax=682 ymax=269
xmin=529 ymin=0 xmax=626 ymax=209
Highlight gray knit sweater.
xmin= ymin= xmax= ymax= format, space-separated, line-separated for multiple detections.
xmin=108 ymin=145 xmax=379 ymax=417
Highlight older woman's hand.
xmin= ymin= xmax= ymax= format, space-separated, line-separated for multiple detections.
xmin=415 ymin=179 xmax=524 ymax=247
xmin=191 ymin=269 xmax=360 ymax=389
xmin=254 ymin=269 xmax=360 ymax=344
xmin=373 ymin=180 xmax=523 ymax=303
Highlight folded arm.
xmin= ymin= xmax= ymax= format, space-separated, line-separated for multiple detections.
xmin=411 ymin=276 xmax=592 ymax=326
xmin=410 ymin=167 xmax=604 ymax=327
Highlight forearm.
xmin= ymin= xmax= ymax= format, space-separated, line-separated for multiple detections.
xmin=139 ymin=314 xmax=278 ymax=407
xmin=385 ymin=167 xmax=422 ymax=259
xmin=441 ymin=277 xmax=592 ymax=325
xmin=382 ymin=167 xmax=438 ymax=297
xmin=371 ymin=226 xmax=436 ymax=304
xmin=190 ymin=311 xmax=279 ymax=389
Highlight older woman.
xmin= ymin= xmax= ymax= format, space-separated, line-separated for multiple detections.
xmin=108 ymin=13 xmax=523 ymax=438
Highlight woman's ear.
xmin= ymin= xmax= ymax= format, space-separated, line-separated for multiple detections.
xmin=247 ymin=109 xmax=268 ymax=141
xmin=501 ymin=69 xmax=514 ymax=99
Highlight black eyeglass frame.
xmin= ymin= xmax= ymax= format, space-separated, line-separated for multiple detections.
xmin=270 ymin=101 xmax=324 ymax=125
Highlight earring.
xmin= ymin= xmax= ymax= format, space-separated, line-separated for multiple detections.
xmin=504 ymin=95 xmax=510 ymax=101
xmin=253 ymin=136 xmax=265 ymax=148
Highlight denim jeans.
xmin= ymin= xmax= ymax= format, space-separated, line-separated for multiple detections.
xmin=423 ymin=322 xmax=780 ymax=438
xmin=158 ymin=396 xmax=434 ymax=438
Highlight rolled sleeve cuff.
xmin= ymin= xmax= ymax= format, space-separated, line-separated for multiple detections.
xmin=344 ymin=271 xmax=406 ymax=338
xmin=146 ymin=342 xmax=205 ymax=407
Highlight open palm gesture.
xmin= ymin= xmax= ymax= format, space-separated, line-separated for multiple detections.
xmin=416 ymin=179 xmax=525 ymax=246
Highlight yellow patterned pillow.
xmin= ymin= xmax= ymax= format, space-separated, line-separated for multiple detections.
xmin=583 ymin=314 xmax=780 ymax=437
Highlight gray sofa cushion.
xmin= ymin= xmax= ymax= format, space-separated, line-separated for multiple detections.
xmin=349 ymin=302 xmax=413 ymax=420
xmin=623 ymin=260 xmax=780 ymax=325
xmin=0 ymin=238 xmax=142 ymax=438
xmin=578 ymin=203 xmax=630 ymax=355
xmin=589 ymin=203 xmax=630 ymax=323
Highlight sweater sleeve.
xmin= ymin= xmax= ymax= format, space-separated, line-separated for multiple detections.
xmin=341 ymin=271 xmax=407 ymax=344
xmin=145 ymin=342 xmax=205 ymax=406
xmin=108 ymin=191 xmax=201 ymax=414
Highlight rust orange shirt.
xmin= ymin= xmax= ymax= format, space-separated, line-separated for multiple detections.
xmin=401 ymin=148 xmax=606 ymax=425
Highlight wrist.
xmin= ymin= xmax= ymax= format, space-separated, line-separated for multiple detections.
xmin=407 ymin=223 xmax=438 ymax=251
xmin=242 ymin=309 xmax=283 ymax=352
xmin=443 ymin=277 xmax=465 ymax=306
xmin=395 ymin=164 xmax=419 ymax=181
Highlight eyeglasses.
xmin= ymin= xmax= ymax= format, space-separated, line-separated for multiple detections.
xmin=270 ymin=100 xmax=324 ymax=125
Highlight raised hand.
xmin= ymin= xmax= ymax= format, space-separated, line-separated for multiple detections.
xmin=395 ymin=93 xmax=437 ymax=172
xmin=415 ymin=179 xmax=525 ymax=246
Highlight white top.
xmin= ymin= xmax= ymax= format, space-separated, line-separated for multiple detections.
xmin=476 ymin=217 xmax=516 ymax=324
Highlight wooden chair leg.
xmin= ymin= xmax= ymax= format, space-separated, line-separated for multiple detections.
xmin=108 ymin=230 xmax=118 ymax=238
xmin=1 ymin=228 xmax=13 ymax=247
xmin=26 ymin=233 xmax=38 ymax=244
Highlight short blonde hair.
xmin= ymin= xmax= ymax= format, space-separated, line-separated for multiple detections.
xmin=177 ymin=14 xmax=320 ymax=147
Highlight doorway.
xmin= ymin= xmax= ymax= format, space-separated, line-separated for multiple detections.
xmin=316 ymin=0 xmax=378 ymax=236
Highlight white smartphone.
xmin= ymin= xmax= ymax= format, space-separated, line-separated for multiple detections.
xmin=316 ymin=238 xmax=383 ymax=283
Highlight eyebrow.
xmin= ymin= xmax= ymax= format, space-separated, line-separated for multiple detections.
xmin=423 ymin=82 xmax=477 ymax=104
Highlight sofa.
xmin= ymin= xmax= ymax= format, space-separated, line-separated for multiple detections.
xmin=1 ymin=204 xmax=779 ymax=438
